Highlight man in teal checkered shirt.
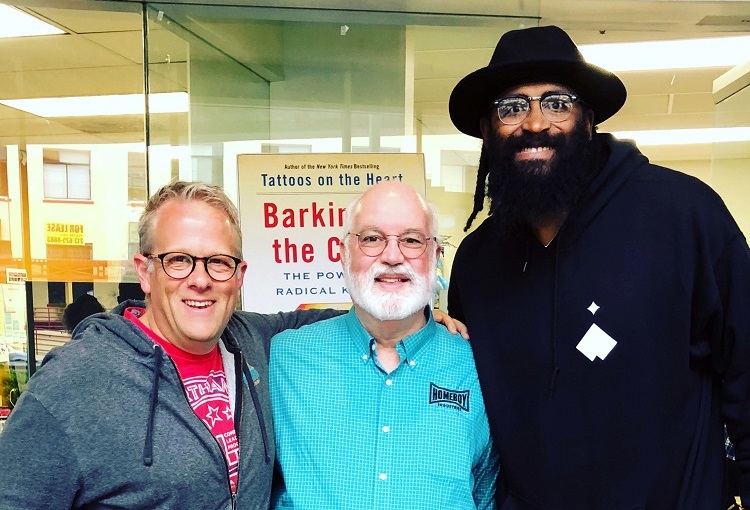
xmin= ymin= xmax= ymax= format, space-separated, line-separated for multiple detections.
xmin=270 ymin=181 xmax=499 ymax=509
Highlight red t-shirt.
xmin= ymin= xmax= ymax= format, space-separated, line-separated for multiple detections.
xmin=125 ymin=307 xmax=239 ymax=493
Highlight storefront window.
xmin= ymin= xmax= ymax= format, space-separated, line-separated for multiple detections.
xmin=0 ymin=1 xmax=145 ymax=417
xmin=42 ymin=149 xmax=91 ymax=200
xmin=0 ymin=0 xmax=748 ymax=421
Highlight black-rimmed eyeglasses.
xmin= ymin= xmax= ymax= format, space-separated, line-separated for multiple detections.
xmin=145 ymin=252 xmax=242 ymax=281
xmin=492 ymin=92 xmax=581 ymax=125
xmin=349 ymin=230 xmax=437 ymax=259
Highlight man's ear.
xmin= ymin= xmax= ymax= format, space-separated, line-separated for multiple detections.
xmin=339 ymin=240 xmax=348 ymax=269
xmin=235 ymin=261 xmax=248 ymax=290
xmin=479 ymin=116 xmax=491 ymax=141
xmin=585 ymin=109 xmax=595 ymax=140
xmin=133 ymin=253 xmax=152 ymax=296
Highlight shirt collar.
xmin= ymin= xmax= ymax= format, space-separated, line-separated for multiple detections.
xmin=344 ymin=306 xmax=436 ymax=365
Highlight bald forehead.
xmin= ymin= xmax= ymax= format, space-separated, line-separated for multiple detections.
xmin=351 ymin=182 xmax=429 ymax=230
xmin=359 ymin=182 xmax=423 ymax=204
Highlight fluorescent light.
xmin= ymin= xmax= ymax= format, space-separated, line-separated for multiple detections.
xmin=0 ymin=5 xmax=64 ymax=39
xmin=581 ymin=36 xmax=750 ymax=72
xmin=612 ymin=127 xmax=750 ymax=146
xmin=0 ymin=93 xmax=189 ymax=117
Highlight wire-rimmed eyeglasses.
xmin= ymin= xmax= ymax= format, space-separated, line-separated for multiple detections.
xmin=492 ymin=92 xmax=581 ymax=125
xmin=145 ymin=252 xmax=242 ymax=281
xmin=349 ymin=230 xmax=437 ymax=259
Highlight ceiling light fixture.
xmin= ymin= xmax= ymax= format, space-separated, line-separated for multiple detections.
xmin=612 ymin=127 xmax=750 ymax=146
xmin=0 ymin=92 xmax=189 ymax=117
xmin=0 ymin=5 xmax=65 ymax=39
xmin=581 ymin=36 xmax=750 ymax=72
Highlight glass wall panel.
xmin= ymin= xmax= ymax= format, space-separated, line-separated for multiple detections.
xmin=146 ymin=3 xmax=534 ymax=285
xmin=145 ymin=5 xmax=273 ymax=194
xmin=711 ymin=80 xmax=750 ymax=235
xmin=0 ymin=0 xmax=145 ymax=415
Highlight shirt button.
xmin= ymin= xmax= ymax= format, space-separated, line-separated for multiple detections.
xmin=382 ymin=425 xmax=390 ymax=433
xmin=379 ymin=473 xmax=387 ymax=481
xmin=361 ymin=354 xmax=368 ymax=360
xmin=409 ymin=360 xmax=416 ymax=367
xmin=385 ymin=379 xmax=393 ymax=386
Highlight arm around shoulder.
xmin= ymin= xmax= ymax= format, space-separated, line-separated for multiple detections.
xmin=232 ymin=307 xmax=345 ymax=352
xmin=255 ymin=307 xmax=345 ymax=335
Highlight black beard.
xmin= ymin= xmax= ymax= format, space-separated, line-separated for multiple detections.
xmin=484 ymin=121 xmax=603 ymax=235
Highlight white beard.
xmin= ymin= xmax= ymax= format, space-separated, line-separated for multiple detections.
xmin=343 ymin=252 xmax=437 ymax=321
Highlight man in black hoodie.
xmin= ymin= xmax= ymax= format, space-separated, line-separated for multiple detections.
xmin=448 ymin=25 xmax=750 ymax=510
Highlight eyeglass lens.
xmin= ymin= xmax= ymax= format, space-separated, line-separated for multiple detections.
xmin=495 ymin=93 xmax=576 ymax=125
xmin=355 ymin=231 xmax=430 ymax=259
xmin=159 ymin=252 xmax=238 ymax=281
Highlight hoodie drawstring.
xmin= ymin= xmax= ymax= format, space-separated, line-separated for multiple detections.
xmin=241 ymin=360 xmax=271 ymax=464
xmin=141 ymin=340 xmax=270 ymax=466
xmin=522 ymin=238 xmax=530 ymax=273
xmin=548 ymin=241 xmax=561 ymax=401
xmin=520 ymin=233 xmax=560 ymax=399
xmin=143 ymin=344 xmax=163 ymax=466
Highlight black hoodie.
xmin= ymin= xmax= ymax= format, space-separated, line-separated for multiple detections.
xmin=449 ymin=134 xmax=750 ymax=510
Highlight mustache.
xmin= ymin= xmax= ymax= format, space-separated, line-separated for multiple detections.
xmin=502 ymin=131 xmax=564 ymax=153
xmin=368 ymin=263 xmax=418 ymax=281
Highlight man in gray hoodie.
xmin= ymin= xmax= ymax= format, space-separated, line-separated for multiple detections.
xmin=0 ymin=181 xmax=341 ymax=510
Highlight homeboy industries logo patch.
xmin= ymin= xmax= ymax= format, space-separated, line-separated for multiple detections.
xmin=429 ymin=382 xmax=470 ymax=412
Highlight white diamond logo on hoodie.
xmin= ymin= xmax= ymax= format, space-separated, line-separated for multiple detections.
xmin=576 ymin=323 xmax=617 ymax=361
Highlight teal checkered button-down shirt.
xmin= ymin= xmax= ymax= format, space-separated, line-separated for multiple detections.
xmin=270 ymin=307 xmax=499 ymax=509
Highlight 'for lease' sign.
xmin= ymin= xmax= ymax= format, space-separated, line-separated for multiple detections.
xmin=46 ymin=223 xmax=84 ymax=245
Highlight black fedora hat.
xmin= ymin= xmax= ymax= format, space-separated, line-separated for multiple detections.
xmin=449 ymin=25 xmax=626 ymax=138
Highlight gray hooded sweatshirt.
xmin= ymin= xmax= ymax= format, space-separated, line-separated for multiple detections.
xmin=0 ymin=300 xmax=339 ymax=510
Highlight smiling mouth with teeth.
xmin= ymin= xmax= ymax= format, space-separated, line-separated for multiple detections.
xmin=376 ymin=276 xmax=410 ymax=283
xmin=185 ymin=300 xmax=215 ymax=308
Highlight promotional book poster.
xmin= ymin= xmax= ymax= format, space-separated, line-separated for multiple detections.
xmin=238 ymin=153 xmax=425 ymax=313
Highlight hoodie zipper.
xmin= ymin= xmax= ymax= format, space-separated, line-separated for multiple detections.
xmin=233 ymin=352 xmax=244 ymax=505
xmin=162 ymin=354 xmax=237 ymax=502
